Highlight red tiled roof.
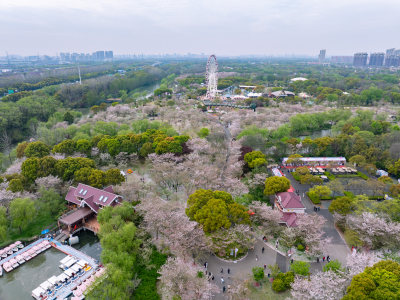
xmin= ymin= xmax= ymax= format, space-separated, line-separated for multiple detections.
xmin=281 ymin=212 xmax=298 ymax=227
xmin=66 ymin=187 xmax=81 ymax=205
xmin=74 ymin=183 xmax=119 ymax=206
xmin=81 ymin=195 xmax=100 ymax=213
xmin=103 ymin=186 xmax=114 ymax=193
xmin=276 ymin=192 xmax=305 ymax=209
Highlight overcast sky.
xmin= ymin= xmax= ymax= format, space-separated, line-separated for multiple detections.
xmin=1 ymin=0 xmax=399 ymax=56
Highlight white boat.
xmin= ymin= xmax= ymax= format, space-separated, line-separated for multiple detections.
xmin=16 ymin=255 xmax=25 ymax=264
xmin=63 ymin=257 xmax=77 ymax=270
xmin=9 ymin=258 xmax=19 ymax=269
xmin=39 ymin=280 xmax=54 ymax=294
xmin=64 ymin=268 xmax=75 ymax=278
xmin=0 ymin=265 xmax=3 ymax=276
xmin=32 ymin=286 xmax=46 ymax=300
xmin=76 ymin=259 xmax=88 ymax=269
xmin=15 ymin=241 xmax=24 ymax=249
xmin=47 ymin=276 xmax=58 ymax=286
xmin=56 ymin=273 xmax=69 ymax=284
xmin=3 ymin=262 xmax=13 ymax=272
xmin=59 ymin=256 xmax=74 ymax=269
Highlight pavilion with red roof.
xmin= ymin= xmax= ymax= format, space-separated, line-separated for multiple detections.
xmin=275 ymin=192 xmax=305 ymax=227
xmin=58 ymin=183 xmax=122 ymax=233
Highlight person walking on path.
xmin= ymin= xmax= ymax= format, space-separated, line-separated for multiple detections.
xmin=256 ymin=255 xmax=258 ymax=261
xmin=323 ymin=257 xmax=325 ymax=262
xmin=262 ymin=247 xmax=265 ymax=253
xmin=327 ymin=256 xmax=330 ymax=262
xmin=227 ymin=268 xmax=230 ymax=274
xmin=221 ymin=277 xmax=224 ymax=284
xmin=220 ymin=268 xmax=223 ymax=273
xmin=264 ymin=264 xmax=267 ymax=269
xmin=317 ymin=257 xmax=319 ymax=263
xmin=223 ymin=286 xmax=226 ymax=293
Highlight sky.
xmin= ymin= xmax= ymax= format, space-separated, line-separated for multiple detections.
xmin=1 ymin=0 xmax=400 ymax=56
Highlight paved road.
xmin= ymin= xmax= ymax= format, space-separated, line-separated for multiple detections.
xmin=284 ymin=169 xmax=350 ymax=265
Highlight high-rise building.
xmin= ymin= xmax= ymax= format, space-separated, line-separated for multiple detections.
xmin=369 ymin=53 xmax=384 ymax=67
xmin=385 ymin=55 xmax=400 ymax=67
xmin=353 ymin=53 xmax=368 ymax=67
xmin=93 ymin=51 xmax=105 ymax=60
xmin=318 ymin=49 xmax=326 ymax=63
xmin=386 ymin=48 xmax=396 ymax=56
xmin=105 ymin=51 xmax=113 ymax=60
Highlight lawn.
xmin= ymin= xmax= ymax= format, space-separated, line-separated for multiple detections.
xmin=246 ymin=279 xmax=291 ymax=300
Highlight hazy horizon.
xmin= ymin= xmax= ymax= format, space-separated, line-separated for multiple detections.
xmin=1 ymin=0 xmax=400 ymax=56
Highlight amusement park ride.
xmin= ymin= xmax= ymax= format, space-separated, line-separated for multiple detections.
xmin=205 ymin=54 xmax=218 ymax=100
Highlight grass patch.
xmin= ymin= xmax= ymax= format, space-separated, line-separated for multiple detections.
xmin=343 ymin=229 xmax=363 ymax=248
xmin=324 ymin=171 xmax=336 ymax=181
xmin=306 ymin=192 xmax=321 ymax=204
xmin=336 ymin=171 xmax=368 ymax=180
xmin=134 ymin=249 xmax=167 ymax=300
xmin=246 ymin=278 xmax=291 ymax=300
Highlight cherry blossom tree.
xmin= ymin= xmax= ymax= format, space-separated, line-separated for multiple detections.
xmin=35 ymin=175 xmax=63 ymax=190
xmin=346 ymin=251 xmax=381 ymax=277
xmin=249 ymin=201 xmax=283 ymax=236
xmin=290 ymin=270 xmax=349 ymax=300
xmin=346 ymin=212 xmax=400 ymax=249
xmin=158 ymin=257 xmax=219 ymax=300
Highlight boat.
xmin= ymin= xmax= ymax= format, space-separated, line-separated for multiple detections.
xmin=9 ymin=258 xmax=19 ymax=269
xmin=59 ymin=256 xmax=75 ymax=270
xmin=33 ymin=245 xmax=41 ymax=255
xmin=76 ymin=259 xmax=88 ymax=269
xmin=32 ymin=286 xmax=47 ymax=300
xmin=63 ymin=257 xmax=77 ymax=270
xmin=16 ymin=255 xmax=25 ymax=264
xmin=39 ymin=280 xmax=54 ymax=296
xmin=71 ymin=264 xmax=83 ymax=277
xmin=84 ymin=265 xmax=92 ymax=272
xmin=15 ymin=241 xmax=24 ymax=249
xmin=22 ymin=251 xmax=32 ymax=261
xmin=0 ymin=265 xmax=3 ymax=276
xmin=3 ymin=262 xmax=13 ymax=272
xmin=5 ymin=246 xmax=13 ymax=256
xmin=28 ymin=249 xmax=37 ymax=258
xmin=47 ymin=276 xmax=58 ymax=287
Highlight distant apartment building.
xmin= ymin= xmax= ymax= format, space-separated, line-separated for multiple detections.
xmin=105 ymin=51 xmax=113 ymax=60
xmin=386 ymin=48 xmax=396 ymax=56
xmin=353 ymin=53 xmax=368 ymax=67
xmin=330 ymin=56 xmax=353 ymax=64
xmin=318 ymin=49 xmax=326 ymax=63
xmin=369 ymin=53 xmax=384 ymax=67
xmin=92 ymin=51 xmax=105 ymax=60
xmin=385 ymin=55 xmax=400 ymax=67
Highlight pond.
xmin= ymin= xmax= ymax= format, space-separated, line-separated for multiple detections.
xmin=0 ymin=231 xmax=101 ymax=299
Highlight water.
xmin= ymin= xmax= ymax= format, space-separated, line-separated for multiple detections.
xmin=0 ymin=231 xmax=100 ymax=299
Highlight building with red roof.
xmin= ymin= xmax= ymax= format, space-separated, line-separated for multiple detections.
xmin=59 ymin=183 xmax=122 ymax=233
xmin=275 ymin=192 xmax=305 ymax=227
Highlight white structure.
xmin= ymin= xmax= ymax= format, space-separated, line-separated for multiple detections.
xmin=282 ymin=157 xmax=346 ymax=166
xmin=205 ymin=55 xmax=218 ymax=99
xmin=290 ymin=77 xmax=308 ymax=82
xmin=248 ymin=92 xmax=262 ymax=98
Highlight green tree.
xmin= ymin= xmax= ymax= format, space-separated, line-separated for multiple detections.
xmin=198 ymin=127 xmax=210 ymax=138
xmin=323 ymin=259 xmax=343 ymax=273
xmin=7 ymin=179 xmax=24 ymax=192
xmin=0 ymin=207 xmax=7 ymax=242
xmin=38 ymin=156 xmax=57 ymax=177
xmin=329 ymin=196 xmax=355 ymax=216
xmin=16 ymin=141 xmax=29 ymax=158
xmin=105 ymin=169 xmax=125 ymax=185
xmin=76 ymin=139 xmax=92 ymax=155
xmin=63 ymin=111 xmax=74 ymax=124
xmin=55 ymin=157 xmax=96 ymax=181
xmin=21 ymin=157 xmax=40 ymax=181
xmin=290 ymin=261 xmax=310 ymax=276
xmin=244 ymin=151 xmax=267 ymax=169
xmin=264 ymin=176 xmax=291 ymax=195
xmin=252 ymin=266 xmax=265 ymax=282
xmin=194 ymin=198 xmax=231 ymax=232
xmin=308 ymin=185 xmax=331 ymax=201
xmin=24 ymin=141 xmax=51 ymax=158
xmin=37 ymin=188 xmax=65 ymax=217
xmin=52 ymin=139 xmax=76 ymax=155
xmin=343 ymin=260 xmax=400 ymax=299
xmin=10 ymin=198 xmax=36 ymax=233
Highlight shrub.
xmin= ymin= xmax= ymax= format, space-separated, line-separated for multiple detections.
xmin=290 ymin=261 xmax=310 ymax=276
xmin=324 ymin=171 xmax=336 ymax=181
xmin=297 ymin=244 xmax=305 ymax=252
xmin=7 ymin=179 xmax=24 ymax=192
xmin=343 ymin=191 xmax=355 ymax=198
xmin=252 ymin=266 xmax=264 ymax=282
xmin=307 ymin=191 xmax=321 ymax=204
xmin=357 ymin=171 xmax=368 ymax=180
xmin=272 ymin=278 xmax=286 ymax=292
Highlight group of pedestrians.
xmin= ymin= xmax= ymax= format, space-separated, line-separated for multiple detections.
xmin=316 ymin=255 xmax=331 ymax=263
xmin=204 ymin=262 xmax=231 ymax=293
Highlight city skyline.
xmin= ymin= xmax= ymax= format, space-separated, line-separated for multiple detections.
xmin=1 ymin=0 xmax=400 ymax=56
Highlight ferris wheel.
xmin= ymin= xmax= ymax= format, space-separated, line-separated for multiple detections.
xmin=205 ymin=55 xmax=218 ymax=99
